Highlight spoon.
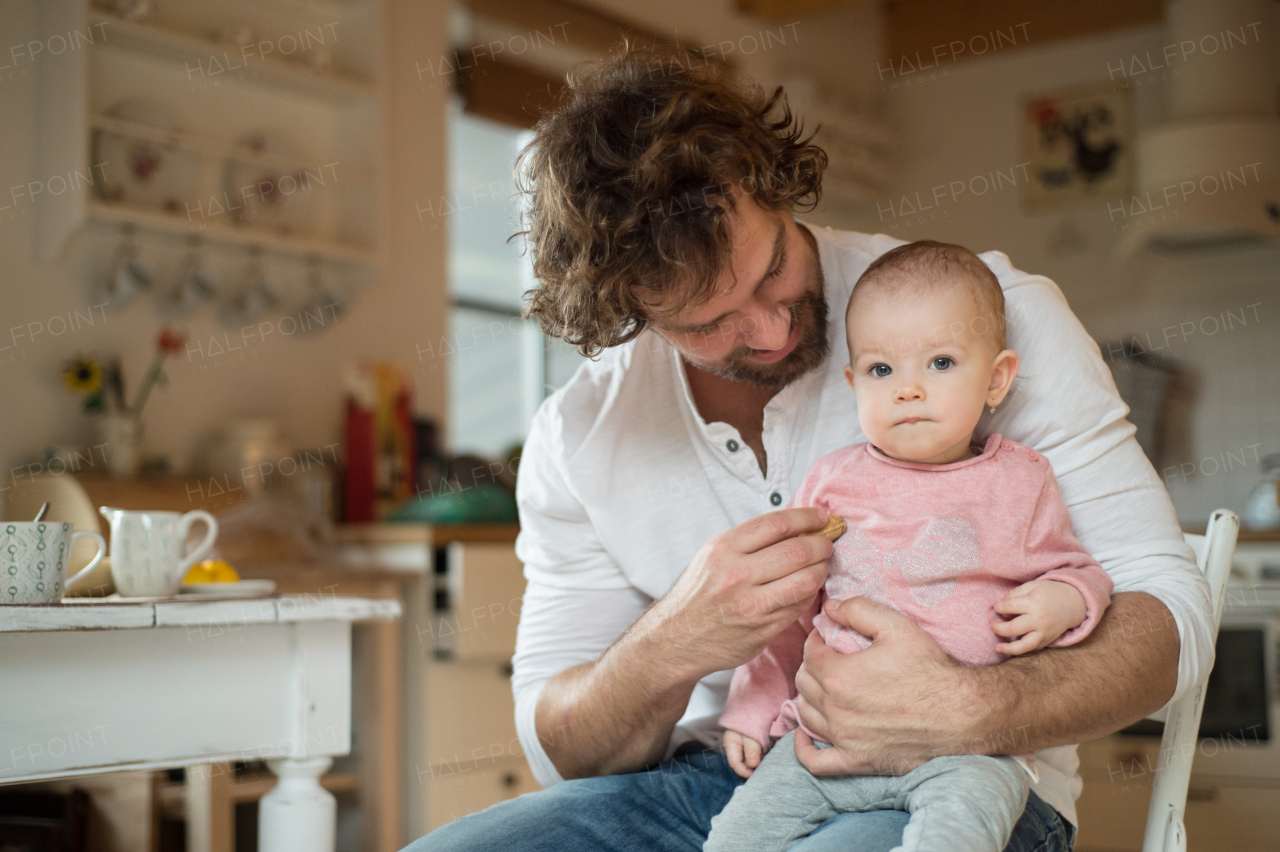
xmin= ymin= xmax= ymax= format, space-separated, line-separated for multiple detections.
xmin=33 ymin=502 xmax=49 ymax=522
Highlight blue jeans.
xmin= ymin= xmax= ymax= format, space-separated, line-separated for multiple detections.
xmin=402 ymin=747 xmax=1076 ymax=852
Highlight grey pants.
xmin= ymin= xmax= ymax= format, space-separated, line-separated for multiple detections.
xmin=705 ymin=731 xmax=1030 ymax=852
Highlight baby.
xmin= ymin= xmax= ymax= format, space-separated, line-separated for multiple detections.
xmin=705 ymin=240 xmax=1115 ymax=852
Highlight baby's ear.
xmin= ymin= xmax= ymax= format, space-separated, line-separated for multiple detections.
xmin=987 ymin=349 xmax=1019 ymax=406
xmin=842 ymin=363 xmax=856 ymax=391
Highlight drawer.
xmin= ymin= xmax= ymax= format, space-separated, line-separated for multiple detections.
xmin=1076 ymin=733 xmax=1163 ymax=776
xmin=1183 ymin=784 xmax=1280 ymax=851
xmin=425 ymin=756 xmax=540 ymax=831
xmin=1075 ymin=757 xmax=1156 ymax=851
xmin=438 ymin=542 xmax=526 ymax=662
xmin=1076 ymin=734 xmax=1280 ymax=852
xmin=426 ymin=660 xmax=520 ymax=769
xmin=1077 ymin=780 xmax=1280 ymax=852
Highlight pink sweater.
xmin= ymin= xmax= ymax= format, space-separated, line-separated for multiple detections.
xmin=720 ymin=434 xmax=1114 ymax=748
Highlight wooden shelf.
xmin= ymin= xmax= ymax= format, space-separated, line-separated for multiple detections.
xmin=432 ymin=523 xmax=521 ymax=545
xmin=88 ymin=199 xmax=378 ymax=263
xmin=91 ymin=113 xmax=376 ymax=186
xmin=91 ymin=11 xmax=375 ymax=103
xmin=335 ymin=523 xmax=520 ymax=546
xmin=35 ymin=3 xmax=386 ymax=266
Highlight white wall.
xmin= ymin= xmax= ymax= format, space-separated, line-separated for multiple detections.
xmin=0 ymin=0 xmax=449 ymax=489
xmin=1082 ymin=253 xmax=1276 ymax=522
xmin=836 ymin=23 xmax=1280 ymax=524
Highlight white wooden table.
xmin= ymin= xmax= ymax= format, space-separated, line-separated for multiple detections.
xmin=0 ymin=594 xmax=401 ymax=851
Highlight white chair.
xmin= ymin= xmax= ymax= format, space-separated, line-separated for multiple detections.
xmin=1142 ymin=509 xmax=1240 ymax=852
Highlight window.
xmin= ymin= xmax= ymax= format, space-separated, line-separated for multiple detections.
xmin=447 ymin=101 xmax=586 ymax=457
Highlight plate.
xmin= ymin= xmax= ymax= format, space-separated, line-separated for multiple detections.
xmin=180 ymin=580 xmax=277 ymax=597
xmin=93 ymin=99 xmax=198 ymax=213
xmin=222 ymin=131 xmax=319 ymax=236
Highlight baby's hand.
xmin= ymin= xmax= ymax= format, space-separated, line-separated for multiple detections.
xmin=723 ymin=729 xmax=765 ymax=779
xmin=992 ymin=580 xmax=1087 ymax=655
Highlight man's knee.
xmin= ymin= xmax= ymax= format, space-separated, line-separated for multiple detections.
xmin=404 ymin=772 xmax=648 ymax=851
xmin=401 ymin=785 xmax=567 ymax=851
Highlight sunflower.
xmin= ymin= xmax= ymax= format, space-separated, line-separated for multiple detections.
xmin=62 ymin=357 xmax=103 ymax=395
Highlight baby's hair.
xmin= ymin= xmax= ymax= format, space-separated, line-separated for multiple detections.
xmin=849 ymin=240 xmax=1007 ymax=351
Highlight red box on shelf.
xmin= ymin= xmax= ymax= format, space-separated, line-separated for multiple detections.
xmin=343 ymin=363 xmax=415 ymax=522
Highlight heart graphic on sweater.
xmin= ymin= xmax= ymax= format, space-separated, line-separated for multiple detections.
xmin=830 ymin=517 xmax=981 ymax=609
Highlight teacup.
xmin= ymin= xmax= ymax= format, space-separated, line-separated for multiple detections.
xmin=99 ymin=507 xmax=218 ymax=597
xmin=0 ymin=522 xmax=107 ymax=604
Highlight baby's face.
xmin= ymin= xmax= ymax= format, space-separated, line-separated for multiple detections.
xmin=844 ymin=284 xmax=1016 ymax=465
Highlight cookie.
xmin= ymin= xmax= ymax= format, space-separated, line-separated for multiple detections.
xmin=815 ymin=513 xmax=846 ymax=542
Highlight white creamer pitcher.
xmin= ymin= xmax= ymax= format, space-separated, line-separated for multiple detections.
xmin=99 ymin=507 xmax=218 ymax=597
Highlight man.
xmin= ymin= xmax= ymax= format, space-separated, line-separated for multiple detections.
xmin=406 ymin=47 xmax=1212 ymax=852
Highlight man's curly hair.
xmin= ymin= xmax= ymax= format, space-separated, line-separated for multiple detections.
xmin=517 ymin=44 xmax=828 ymax=357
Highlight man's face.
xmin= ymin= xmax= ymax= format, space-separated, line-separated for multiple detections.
xmin=645 ymin=197 xmax=829 ymax=388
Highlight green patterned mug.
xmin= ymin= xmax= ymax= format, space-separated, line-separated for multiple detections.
xmin=0 ymin=522 xmax=106 ymax=604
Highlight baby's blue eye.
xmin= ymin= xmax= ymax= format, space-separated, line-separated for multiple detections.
xmin=870 ymin=364 xmax=892 ymax=378
xmin=930 ymin=357 xmax=954 ymax=371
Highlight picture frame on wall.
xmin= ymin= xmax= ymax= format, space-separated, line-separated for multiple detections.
xmin=1020 ymin=83 xmax=1133 ymax=211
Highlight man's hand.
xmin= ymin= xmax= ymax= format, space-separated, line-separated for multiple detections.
xmin=723 ymin=729 xmax=765 ymax=779
xmin=793 ymin=596 xmax=970 ymax=777
xmin=652 ymin=507 xmax=834 ymax=682
xmin=993 ymin=580 xmax=1088 ymax=655
xmin=536 ymin=507 xmax=832 ymax=780
xmin=792 ymin=592 xmax=1181 ymax=779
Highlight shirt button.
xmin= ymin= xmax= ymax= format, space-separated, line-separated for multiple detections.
xmin=770 ymin=492 xmax=782 ymax=506
xmin=726 ymin=439 xmax=740 ymax=452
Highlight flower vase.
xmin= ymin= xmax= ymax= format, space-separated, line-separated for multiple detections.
xmin=95 ymin=413 xmax=143 ymax=478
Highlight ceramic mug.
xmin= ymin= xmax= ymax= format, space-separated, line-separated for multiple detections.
xmin=99 ymin=507 xmax=218 ymax=597
xmin=0 ymin=522 xmax=107 ymax=604
xmin=97 ymin=232 xmax=152 ymax=309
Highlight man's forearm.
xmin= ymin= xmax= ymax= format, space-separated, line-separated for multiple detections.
xmin=530 ymin=508 xmax=832 ymax=780
xmin=968 ymin=591 xmax=1180 ymax=754
xmin=535 ymin=608 xmax=702 ymax=780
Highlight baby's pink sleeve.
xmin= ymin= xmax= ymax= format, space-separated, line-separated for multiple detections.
xmin=719 ymin=597 xmax=820 ymax=748
xmin=720 ymin=454 xmax=842 ymax=746
xmin=1023 ymin=465 xmax=1114 ymax=646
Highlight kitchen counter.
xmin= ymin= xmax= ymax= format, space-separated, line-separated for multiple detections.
xmin=1184 ymin=525 xmax=1280 ymax=543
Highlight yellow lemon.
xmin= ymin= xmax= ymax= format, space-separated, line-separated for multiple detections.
xmin=184 ymin=564 xmax=215 ymax=584
xmin=202 ymin=559 xmax=240 ymax=583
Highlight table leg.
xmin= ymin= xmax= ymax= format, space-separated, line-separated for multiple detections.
xmin=358 ymin=583 xmax=404 ymax=852
xmin=187 ymin=762 xmax=233 ymax=852
xmin=259 ymin=756 xmax=336 ymax=852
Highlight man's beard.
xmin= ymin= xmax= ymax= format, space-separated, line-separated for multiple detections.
xmin=696 ymin=286 xmax=830 ymax=388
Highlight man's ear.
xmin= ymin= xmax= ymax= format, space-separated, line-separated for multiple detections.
xmin=987 ymin=349 xmax=1019 ymax=408
xmin=843 ymin=363 xmax=856 ymax=391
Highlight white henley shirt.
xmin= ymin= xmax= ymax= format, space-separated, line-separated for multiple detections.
xmin=510 ymin=223 xmax=1214 ymax=826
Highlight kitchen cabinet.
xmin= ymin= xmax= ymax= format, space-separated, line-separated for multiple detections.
xmin=421 ymin=540 xmax=538 ymax=831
